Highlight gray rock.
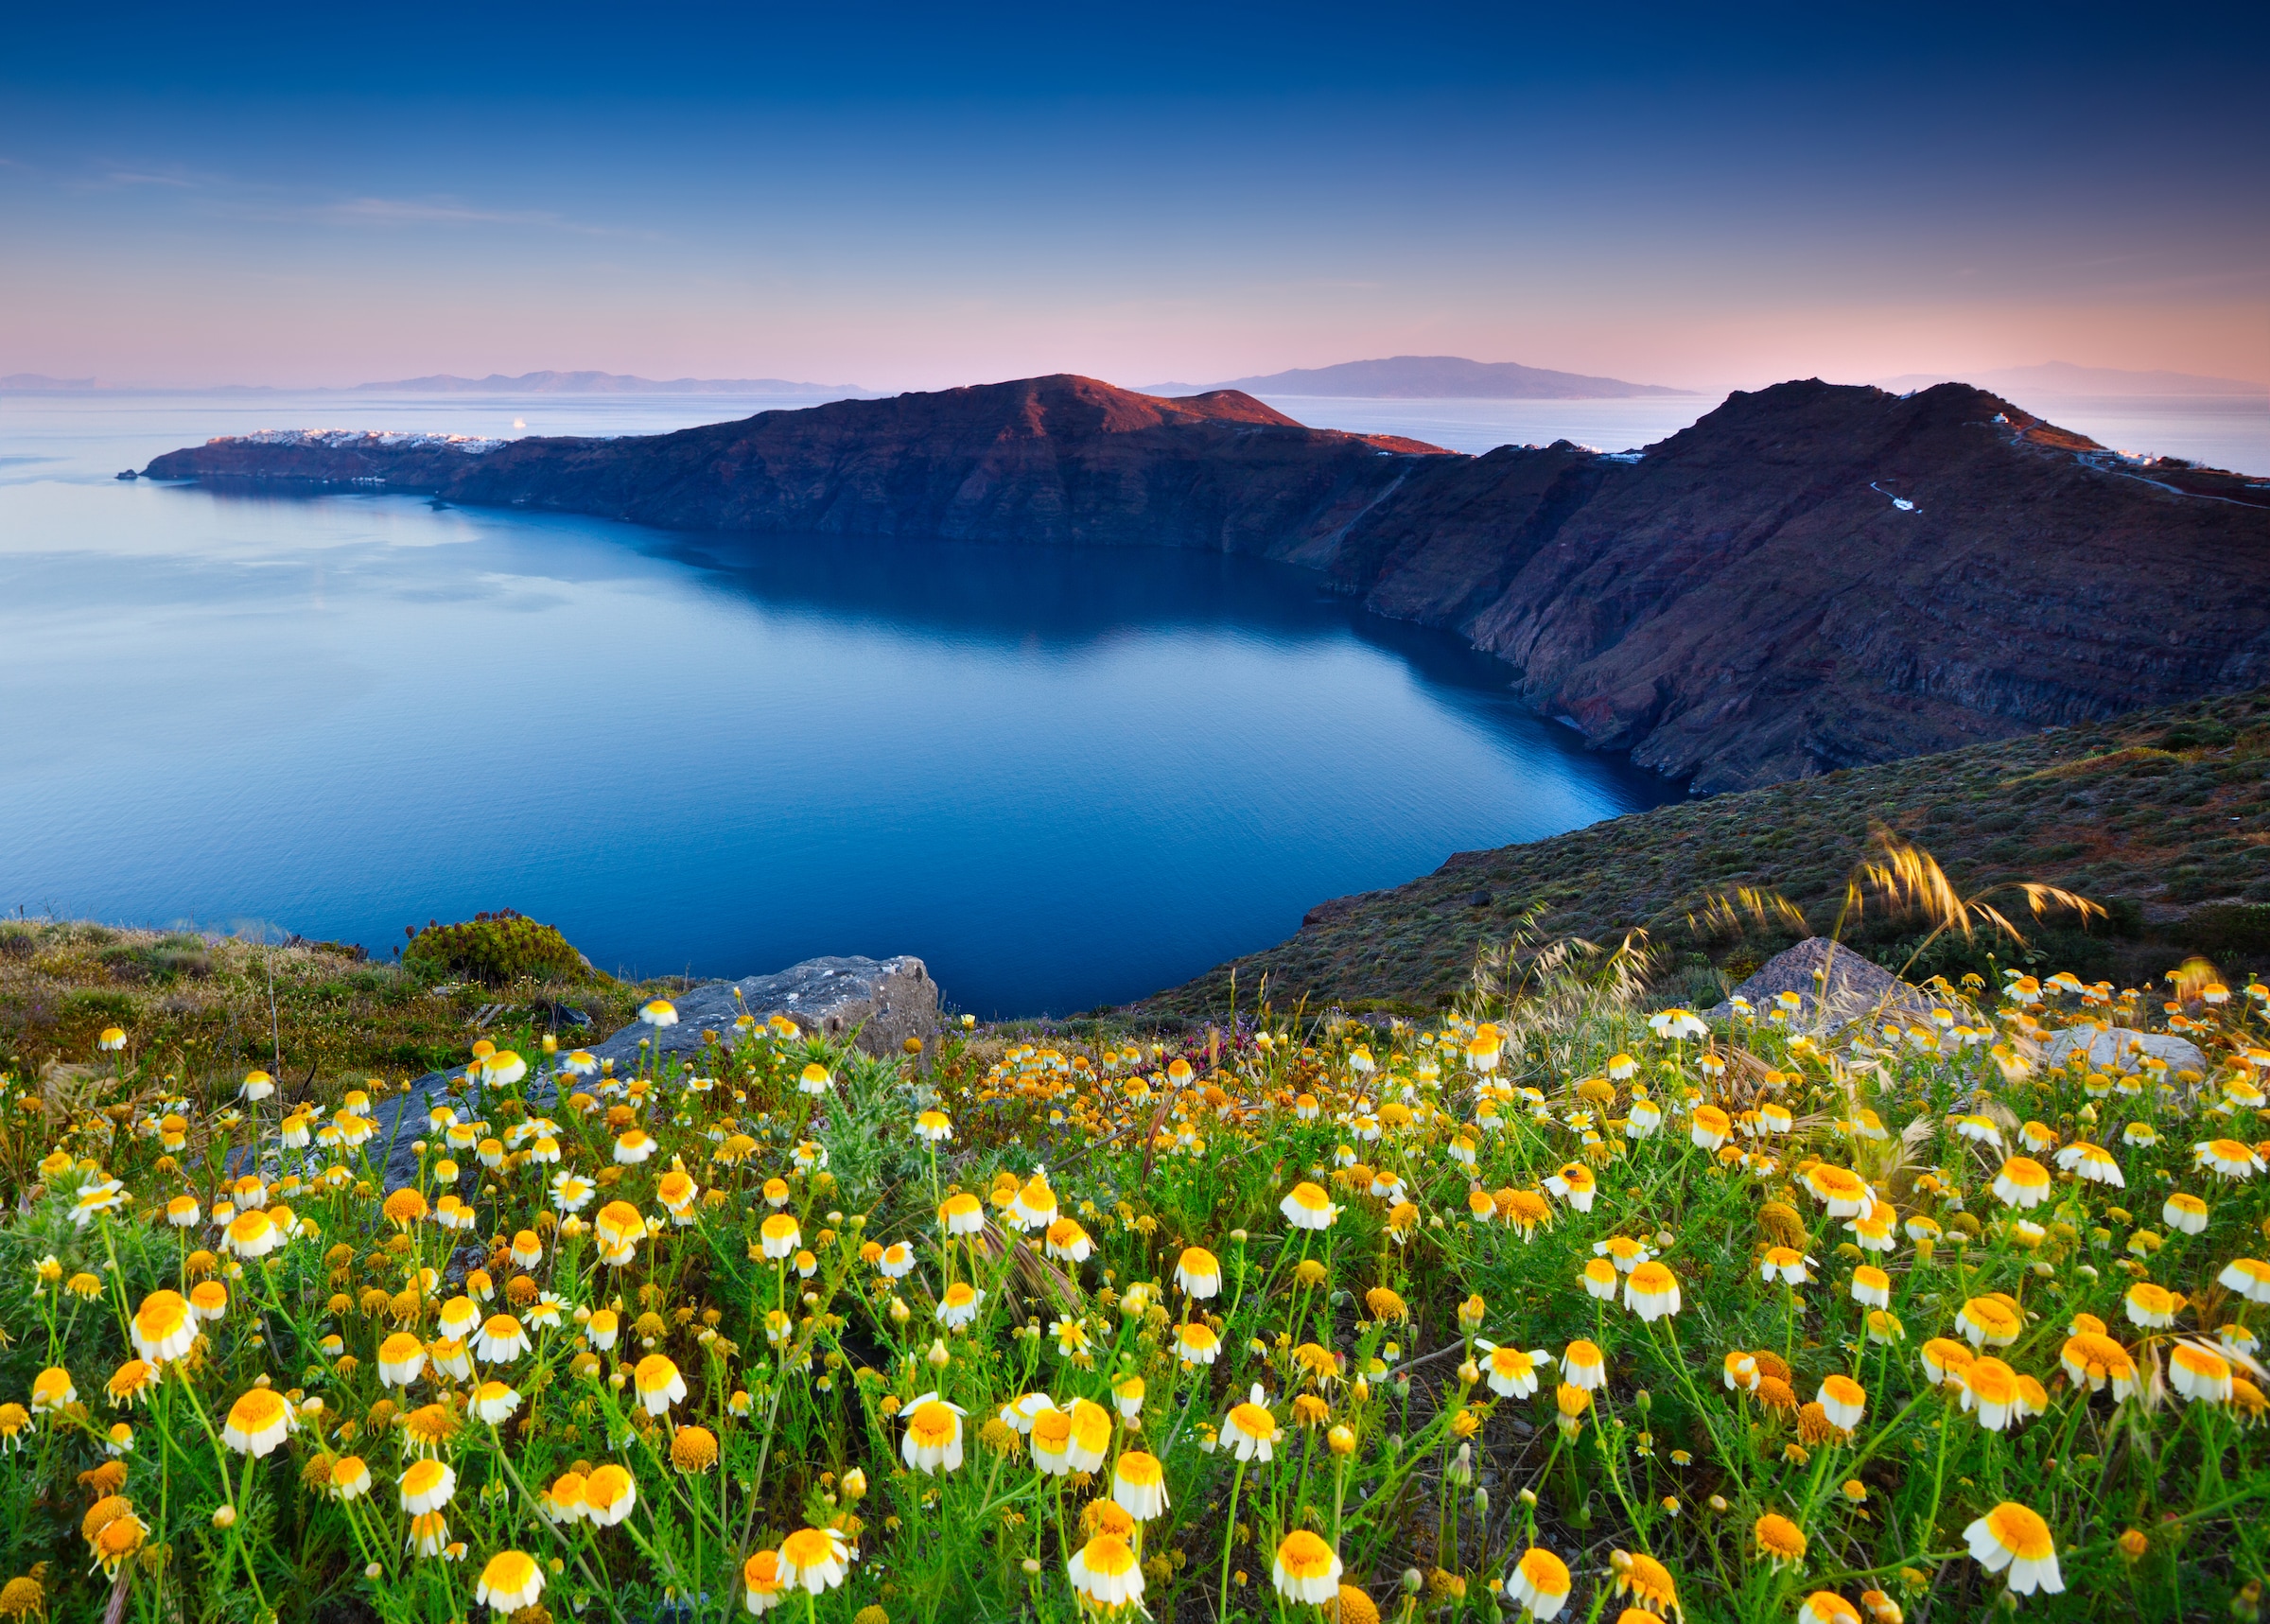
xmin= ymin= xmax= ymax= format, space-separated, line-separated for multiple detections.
xmin=367 ymin=953 xmax=937 ymax=1188
xmin=588 ymin=954 xmax=936 ymax=1070
xmin=1706 ymin=936 xmax=1935 ymax=1028
xmin=2039 ymin=1025 xmax=2209 ymax=1078
xmin=370 ymin=1078 xmax=468 ymax=1192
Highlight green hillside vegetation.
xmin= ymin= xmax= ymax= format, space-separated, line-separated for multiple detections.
xmin=1144 ymin=688 xmax=2270 ymax=1019
xmin=0 ymin=918 xmax=649 ymax=1084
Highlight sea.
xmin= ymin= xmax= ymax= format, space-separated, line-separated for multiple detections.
xmin=3 ymin=387 xmax=2257 ymax=1016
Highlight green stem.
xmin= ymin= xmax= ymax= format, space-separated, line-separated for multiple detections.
xmin=1219 ymin=1457 xmax=1249 ymax=1621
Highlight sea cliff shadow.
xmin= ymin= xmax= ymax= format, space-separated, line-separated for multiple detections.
xmin=650 ymin=528 xmax=1681 ymax=806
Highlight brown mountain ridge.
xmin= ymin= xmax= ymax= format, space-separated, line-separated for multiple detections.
xmin=146 ymin=372 xmax=2270 ymax=792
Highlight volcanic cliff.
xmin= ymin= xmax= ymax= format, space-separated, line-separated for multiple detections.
xmin=146 ymin=374 xmax=2270 ymax=791
xmin=151 ymin=377 xmax=1443 ymax=552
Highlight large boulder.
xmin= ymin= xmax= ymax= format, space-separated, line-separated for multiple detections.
xmin=369 ymin=953 xmax=936 ymax=1187
xmin=2038 ymin=1025 xmax=2209 ymax=1078
xmin=588 ymin=954 xmax=938 ymax=1070
xmin=1707 ymin=937 xmax=1935 ymax=1028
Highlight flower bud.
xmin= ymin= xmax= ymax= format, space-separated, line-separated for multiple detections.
xmin=212 ymin=1506 xmax=236 ymax=1528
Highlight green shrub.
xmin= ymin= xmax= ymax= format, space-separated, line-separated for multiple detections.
xmin=2174 ymin=902 xmax=2270 ymax=968
xmin=2159 ymin=720 xmax=2236 ymax=749
xmin=401 ymin=910 xmax=588 ymax=987
xmin=61 ymin=988 xmax=136 ymax=1025
xmin=96 ymin=936 xmax=217 ymax=983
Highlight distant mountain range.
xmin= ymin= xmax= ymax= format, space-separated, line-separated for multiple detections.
xmin=1143 ymin=356 xmax=1694 ymax=400
xmin=1874 ymin=360 xmax=2268 ymax=398
xmin=0 ymin=370 xmax=869 ymax=397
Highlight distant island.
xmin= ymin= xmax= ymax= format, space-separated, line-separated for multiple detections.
xmin=0 ymin=374 xmax=107 ymax=392
xmin=1143 ymin=355 xmax=1694 ymax=399
xmin=0 ymin=369 xmax=871 ymax=397
xmin=142 ymin=373 xmax=2270 ymax=795
xmin=1873 ymin=360 xmax=2269 ymax=398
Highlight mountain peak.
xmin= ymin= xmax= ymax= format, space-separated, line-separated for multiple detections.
xmin=1873 ymin=360 xmax=2269 ymax=399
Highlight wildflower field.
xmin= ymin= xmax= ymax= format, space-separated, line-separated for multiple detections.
xmin=4 ymin=865 xmax=2269 ymax=1622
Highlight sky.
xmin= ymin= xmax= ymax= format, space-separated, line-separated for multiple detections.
xmin=4 ymin=0 xmax=2266 ymax=394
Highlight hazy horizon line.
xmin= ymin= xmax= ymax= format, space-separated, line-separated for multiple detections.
xmin=7 ymin=354 xmax=2268 ymax=401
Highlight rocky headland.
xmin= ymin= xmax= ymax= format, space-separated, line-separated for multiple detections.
xmin=147 ymin=374 xmax=2270 ymax=792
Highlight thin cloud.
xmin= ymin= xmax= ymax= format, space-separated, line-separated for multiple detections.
xmin=257 ymin=192 xmax=649 ymax=238
xmin=102 ymin=169 xmax=201 ymax=188
xmin=42 ymin=155 xmax=645 ymax=237
xmin=55 ymin=158 xmax=237 ymax=193
xmin=318 ymin=196 xmax=567 ymax=227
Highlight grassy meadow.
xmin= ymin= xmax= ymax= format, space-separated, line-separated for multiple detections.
xmin=0 ymin=832 xmax=2266 ymax=1623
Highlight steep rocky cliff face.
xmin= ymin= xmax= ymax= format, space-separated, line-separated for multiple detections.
xmin=1323 ymin=381 xmax=2270 ymax=789
xmin=147 ymin=374 xmax=2270 ymax=792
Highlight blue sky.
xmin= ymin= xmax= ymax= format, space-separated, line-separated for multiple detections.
xmin=5 ymin=0 xmax=2264 ymax=391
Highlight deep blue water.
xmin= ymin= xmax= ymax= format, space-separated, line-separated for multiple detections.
xmin=0 ymin=393 xmax=1682 ymax=1014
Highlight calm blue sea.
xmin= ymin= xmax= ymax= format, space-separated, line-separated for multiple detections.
xmin=0 ymin=391 xmax=1686 ymax=1016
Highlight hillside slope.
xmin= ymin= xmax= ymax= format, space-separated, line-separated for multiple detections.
xmin=1321 ymin=380 xmax=2270 ymax=788
xmin=1140 ymin=689 xmax=2270 ymax=1018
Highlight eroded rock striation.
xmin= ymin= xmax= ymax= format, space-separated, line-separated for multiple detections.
xmin=148 ymin=374 xmax=2270 ymax=791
